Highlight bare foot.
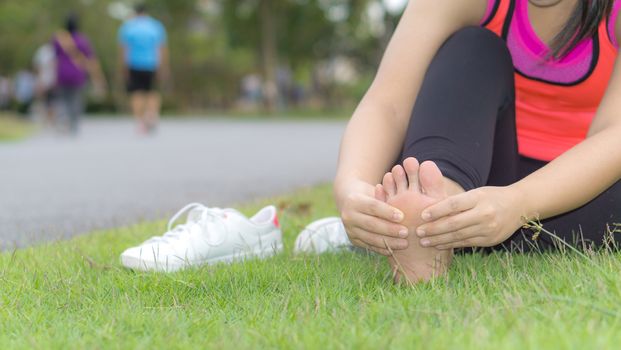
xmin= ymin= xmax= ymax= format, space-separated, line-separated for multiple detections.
xmin=379 ymin=158 xmax=453 ymax=284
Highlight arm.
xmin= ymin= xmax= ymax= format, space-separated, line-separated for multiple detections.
xmin=515 ymin=70 xmax=621 ymax=219
xmin=518 ymin=12 xmax=621 ymax=219
xmin=416 ymin=42 xmax=621 ymax=249
xmin=156 ymin=23 xmax=170 ymax=89
xmin=118 ymin=45 xmax=128 ymax=83
xmin=334 ymin=0 xmax=487 ymax=254
xmin=157 ymin=45 xmax=171 ymax=88
xmin=117 ymin=24 xmax=129 ymax=85
xmin=83 ymin=40 xmax=108 ymax=93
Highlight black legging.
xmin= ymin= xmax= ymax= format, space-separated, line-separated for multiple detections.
xmin=400 ymin=26 xmax=621 ymax=251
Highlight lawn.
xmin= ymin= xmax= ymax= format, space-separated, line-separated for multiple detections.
xmin=0 ymin=113 xmax=33 ymax=141
xmin=2 ymin=184 xmax=621 ymax=349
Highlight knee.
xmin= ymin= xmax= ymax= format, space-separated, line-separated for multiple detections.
xmin=437 ymin=26 xmax=513 ymax=77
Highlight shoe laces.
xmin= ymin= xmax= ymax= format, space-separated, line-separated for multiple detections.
xmin=146 ymin=203 xmax=227 ymax=246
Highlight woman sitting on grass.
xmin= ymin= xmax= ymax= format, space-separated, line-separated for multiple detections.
xmin=334 ymin=0 xmax=621 ymax=283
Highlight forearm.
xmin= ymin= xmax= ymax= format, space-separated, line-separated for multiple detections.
xmin=334 ymin=98 xmax=408 ymax=201
xmin=158 ymin=46 xmax=170 ymax=79
xmin=117 ymin=46 xmax=128 ymax=80
xmin=513 ymin=125 xmax=621 ymax=221
xmin=333 ymin=0 xmax=485 ymax=208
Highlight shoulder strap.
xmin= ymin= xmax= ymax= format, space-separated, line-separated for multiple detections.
xmin=55 ymin=30 xmax=90 ymax=71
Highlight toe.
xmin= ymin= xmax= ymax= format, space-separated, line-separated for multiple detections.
xmin=392 ymin=165 xmax=408 ymax=193
xmin=383 ymin=172 xmax=397 ymax=197
xmin=375 ymin=184 xmax=387 ymax=202
xmin=419 ymin=161 xmax=446 ymax=199
xmin=403 ymin=157 xmax=421 ymax=192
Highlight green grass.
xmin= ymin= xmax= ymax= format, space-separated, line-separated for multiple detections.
xmin=0 ymin=113 xmax=33 ymax=141
xmin=2 ymin=184 xmax=621 ymax=349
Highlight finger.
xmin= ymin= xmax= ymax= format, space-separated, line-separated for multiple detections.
xmin=417 ymin=209 xmax=481 ymax=237
xmin=436 ymin=238 xmax=480 ymax=250
xmin=375 ymin=184 xmax=387 ymax=202
xmin=350 ymin=238 xmax=390 ymax=256
xmin=349 ymin=227 xmax=408 ymax=251
xmin=421 ymin=192 xmax=477 ymax=221
xmin=419 ymin=160 xmax=446 ymax=197
xmin=419 ymin=227 xmax=482 ymax=248
xmin=351 ymin=212 xmax=408 ymax=238
xmin=354 ymin=191 xmax=404 ymax=223
xmin=392 ymin=165 xmax=408 ymax=193
xmin=383 ymin=172 xmax=397 ymax=197
xmin=402 ymin=157 xmax=421 ymax=192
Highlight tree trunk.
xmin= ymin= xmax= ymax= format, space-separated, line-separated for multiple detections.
xmin=259 ymin=0 xmax=278 ymax=112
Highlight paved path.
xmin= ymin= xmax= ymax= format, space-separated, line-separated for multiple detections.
xmin=0 ymin=117 xmax=346 ymax=249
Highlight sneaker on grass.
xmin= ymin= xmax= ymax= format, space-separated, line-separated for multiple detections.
xmin=120 ymin=203 xmax=283 ymax=272
xmin=294 ymin=217 xmax=354 ymax=254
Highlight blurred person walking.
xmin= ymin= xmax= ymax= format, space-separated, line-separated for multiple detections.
xmin=33 ymin=43 xmax=57 ymax=126
xmin=118 ymin=4 xmax=169 ymax=134
xmin=0 ymin=75 xmax=10 ymax=110
xmin=13 ymin=69 xmax=36 ymax=115
xmin=53 ymin=13 xmax=107 ymax=134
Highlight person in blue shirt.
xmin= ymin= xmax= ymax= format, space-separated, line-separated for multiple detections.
xmin=118 ymin=4 xmax=169 ymax=134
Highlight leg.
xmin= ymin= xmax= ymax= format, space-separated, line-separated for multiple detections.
xmin=56 ymin=87 xmax=71 ymax=133
xmin=67 ymin=87 xmax=84 ymax=134
xmin=386 ymin=27 xmax=518 ymax=281
xmin=144 ymin=91 xmax=161 ymax=130
xmin=127 ymin=69 xmax=150 ymax=133
xmin=44 ymin=89 xmax=56 ymax=128
xmin=401 ymin=27 xmax=518 ymax=191
xmin=130 ymin=92 xmax=147 ymax=130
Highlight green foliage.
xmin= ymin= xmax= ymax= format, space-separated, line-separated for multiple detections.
xmin=0 ymin=0 xmax=399 ymax=110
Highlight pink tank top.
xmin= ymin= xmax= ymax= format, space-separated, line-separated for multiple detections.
xmin=481 ymin=0 xmax=621 ymax=161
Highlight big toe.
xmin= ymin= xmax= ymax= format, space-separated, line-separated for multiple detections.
xmin=419 ymin=161 xmax=446 ymax=199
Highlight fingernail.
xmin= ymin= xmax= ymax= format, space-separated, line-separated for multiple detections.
xmin=393 ymin=211 xmax=404 ymax=221
xmin=421 ymin=239 xmax=430 ymax=247
xmin=398 ymin=229 xmax=408 ymax=238
xmin=416 ymin=228 xmax=425 ymax=237
xmin=421 ymin=211 xmax=431 ymax=220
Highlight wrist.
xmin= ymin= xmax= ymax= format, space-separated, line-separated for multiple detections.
xmin=506 ymin=182 xmax=538 ymax=225
xmin=333 ymin=176 xmax=373 ymax=210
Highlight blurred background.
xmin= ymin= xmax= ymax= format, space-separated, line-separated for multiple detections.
xmin=0 ymin=0 xmax=407 ymax=248
xmin=0 ymin=0 xmax=407 ymax=116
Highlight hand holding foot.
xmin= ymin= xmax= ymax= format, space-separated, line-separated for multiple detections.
xmin=378 ymin=158 xmax=453 ymax=284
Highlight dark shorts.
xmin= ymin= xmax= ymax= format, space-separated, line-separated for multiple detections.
xmin=127 ymin=69 xmax=156 ymax=93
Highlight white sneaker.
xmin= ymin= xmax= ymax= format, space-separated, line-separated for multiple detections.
xmin=120 ymin=203 xmax=283 ymax=272
xmin=293 ymin=217 xmax=354 ymax=254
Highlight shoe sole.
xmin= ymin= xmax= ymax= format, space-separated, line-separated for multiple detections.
xmin=121 ymin=236 xmax=283 ymax=273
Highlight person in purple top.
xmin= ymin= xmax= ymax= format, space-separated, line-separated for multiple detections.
xmin=53 ymin=13 xmax=106 ymax=134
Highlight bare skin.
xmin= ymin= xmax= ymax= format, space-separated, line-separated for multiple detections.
xmin=118 ymin=17 xmax=169 ymax=134
xmin=378 ymin=158 xmax=452 ymax=283
xmin=335 ymin=0 xmax=621 ymax=284
xmin=130 ymin=92 xmax=161 ymax=133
